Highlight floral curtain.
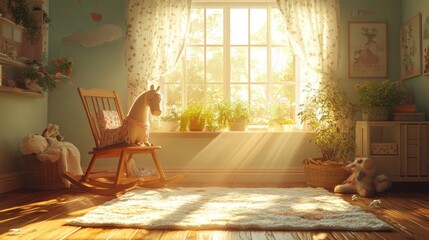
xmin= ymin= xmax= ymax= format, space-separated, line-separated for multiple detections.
xmin=125 ymin=0 xmax=191 ymax=107
xmin=276 ymin=0 xmax=340 ymax=84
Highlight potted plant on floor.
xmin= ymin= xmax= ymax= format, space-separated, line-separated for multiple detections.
xmin=299 ymin=79 xmax=357 ymax=190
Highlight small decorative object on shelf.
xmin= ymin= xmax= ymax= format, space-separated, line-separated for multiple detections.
xmin=21 ymin=59 xmax=56 ymax=93
xmin=50 ymin=54 xmax=74 ymax=76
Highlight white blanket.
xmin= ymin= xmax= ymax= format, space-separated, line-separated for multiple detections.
xmin=37 ymin=141 xmax=83 ymax=187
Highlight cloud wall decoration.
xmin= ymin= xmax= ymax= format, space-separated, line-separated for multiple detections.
xmin=61 ymin=24 xmax=122 ymax=48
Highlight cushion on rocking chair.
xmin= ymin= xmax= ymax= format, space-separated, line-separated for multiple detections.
xmin=96 ymin=110 xmax=125 ymax=147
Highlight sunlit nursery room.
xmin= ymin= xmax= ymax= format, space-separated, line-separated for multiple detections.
xmin=0 ymin=0 xmax=428 ymax=239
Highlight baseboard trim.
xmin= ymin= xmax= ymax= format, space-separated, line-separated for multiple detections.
xmin=164 ymin=168 xmax=306 ymax=183
xmin=0 ymin=172 xmax=25 ymax=194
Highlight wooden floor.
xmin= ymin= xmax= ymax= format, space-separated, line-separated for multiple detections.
xmin=0 ymin=182 xmax=428 ymax=240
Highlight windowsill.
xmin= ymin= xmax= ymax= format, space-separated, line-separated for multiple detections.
xmin=151 ymin=128 xmax=307 ymax=138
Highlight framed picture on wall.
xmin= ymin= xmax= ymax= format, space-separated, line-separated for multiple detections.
xmin=348 ymin=22 xmax=388 ymax=78
xmin=422 ymin=14 xmax=429 ymax=76
xmin=400 ymin=13 xmax=422 ymax=80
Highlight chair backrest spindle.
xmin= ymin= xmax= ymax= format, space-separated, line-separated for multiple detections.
xmin=78 ymin=87 xmax=125 ymax=148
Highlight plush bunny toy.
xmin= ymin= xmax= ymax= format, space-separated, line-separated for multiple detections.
xmin=334 ymin=156 xmax=391 ymax=197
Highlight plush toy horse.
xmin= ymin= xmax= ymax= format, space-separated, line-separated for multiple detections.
xmin=124 ymin=85 xmax=162 ymax=146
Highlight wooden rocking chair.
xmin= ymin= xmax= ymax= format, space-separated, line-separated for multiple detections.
xmin=62 ymin=87 xmax=186 ymax=196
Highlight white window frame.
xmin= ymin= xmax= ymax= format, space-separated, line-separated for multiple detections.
xmin=161 ymin=1 xmax=300 ymax=127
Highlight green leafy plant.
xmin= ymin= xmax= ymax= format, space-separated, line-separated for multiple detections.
xmin=268 ymin=101 xmax=294 ymax=128
xmin=216 ymin=100 xmax=250 ymax=130
xmin=160 ymin=105 xmax=181 ymax=122
xmin=7 ymin=0 xmax=41 ymax=43
xmin=299 ymin=80 xmax=357 ymax=162
xmin=179 ymin=103 xmax=207 ymax=131
xmin=355 ymin=80 xmax=405 ymax=109
xmin=21 ymin=60 xmax=56 ymax=93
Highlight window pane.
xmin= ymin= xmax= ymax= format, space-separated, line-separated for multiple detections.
xmin=251 ymin=47 xmax=267 ymax=82
xmin=187 ymin=84 xmax=205 ymax=104
xmin=231 ymin=84 xmax=248 ymax=102
xmin=186 ymin=47 xmax=204 ymax=84
xmin=231 ymin=8 xmax=248 ymax=45
xmin=250 ymin=8 xmax=267 ymax=44
xmin=250 ymin=85 xmax=268 ymax=124
xmin=272 ymin=84 xmax=295 ymax=120
xmin=207 ymin=9 xmax=223 ymax=45
xmin=207 ymin=47 xmax=223 ymax=83
xmin=189 ymin=8 xmax=204 ymax=45
xmin=163 ymin=6 xmax=298 ymax=128
xmin=207 ymin=84 xmax=224 ymax=105
xmin=231 ymin=47 xmax=248 ymax=83
xmin=165 ymin=84 xmax=182 ymax=107
xmin=272 ymin=84 xmax=295 ymax=108
xmin=272 ymin=46 xmax=294 ymax=82
xmin=271 ymin=8 xmax=287 ymax=45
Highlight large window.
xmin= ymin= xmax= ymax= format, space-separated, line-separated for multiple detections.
xmin=162 ymin=2 xmax=297 ymax=125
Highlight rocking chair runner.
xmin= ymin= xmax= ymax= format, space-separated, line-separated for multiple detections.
xmin=62 ymin=87 xmax=186 ymax=196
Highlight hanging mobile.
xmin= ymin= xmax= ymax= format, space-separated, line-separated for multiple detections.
xmin=91 ymin=0 xmax=103 ymax=22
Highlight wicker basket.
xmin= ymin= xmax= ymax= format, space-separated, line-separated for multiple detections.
xmin=304 ymin=160 xmax=349 ymax=190
xmin=22 ymin=154 xmax=68 ymax=190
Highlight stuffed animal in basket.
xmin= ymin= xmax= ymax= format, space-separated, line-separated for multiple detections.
xmin=334 ymin=156 xmax=391 ymax=197
xmin=42 ymin=123 xmax=64 ymax=143
xmin=20 ymin=134 xmax=48 ymax=155
xmin=20 ymin=134 xmax=61 ymax=162
xmin=21 ymin=123 xmax=65 ymax=161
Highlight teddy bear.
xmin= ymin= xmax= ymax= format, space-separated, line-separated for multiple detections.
xmin=42 ymin=123 xmax=64 ymax=143
xmin=334 ymin=156 xmax=391 ymax=197
xmin=21 ymin=123 xmax=65 ymax=162
xmin=20 ymin=134 xmax=48 ymax=155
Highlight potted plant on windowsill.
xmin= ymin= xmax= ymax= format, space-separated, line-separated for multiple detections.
xmin=160 ymin=105 xmax=181 ymax=131
xmin=217 ymin=100 xmax=250 ymax=131
xmin=268 ymin=100 xmax=294 ymax=131
xmin=355 ymin=79 xmax=405 ymax=121
xmin=299 ymin=79 xmax=357 ymax=190
xmin=180 ymin=103 xmax=208 ymax=131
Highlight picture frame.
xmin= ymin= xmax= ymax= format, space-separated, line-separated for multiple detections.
xmin=400 ymin=13 xmax=422 ymax=80
xmin=348 ymin=22 xmax=388 ymax=78
xmin=422 ymin=14 xmax=429 ymax=76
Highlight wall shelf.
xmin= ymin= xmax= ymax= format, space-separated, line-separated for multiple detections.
xmin=0 ymin=86 xmax=43 ymax=97
xmin=0 ymin=55 xmax=26 ymax=68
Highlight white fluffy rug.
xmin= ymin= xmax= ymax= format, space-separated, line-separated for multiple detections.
xmin=67 ymin=187 xmax=392 ymax=231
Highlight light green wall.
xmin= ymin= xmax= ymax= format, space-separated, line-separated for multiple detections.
xmin=0 ymin=1 xmax=50 ymax=175
xmin=402 ymin=0 xmax=429 ymax=115
xmin=47 ymin=0 xmax=127 ymax=168
xmin=338 ymin=0 xmax=402 ymax=99
xmin=0 ymin=95 xmax=47 ymax=174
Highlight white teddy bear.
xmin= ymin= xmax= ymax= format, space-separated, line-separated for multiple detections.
xmin=20 ymin=134 xmax=48 ymax=155
xmin=334 ymin=156 xmax=391 ymax=197
xmin=21 ymin=123 xmax=66 ymax=163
